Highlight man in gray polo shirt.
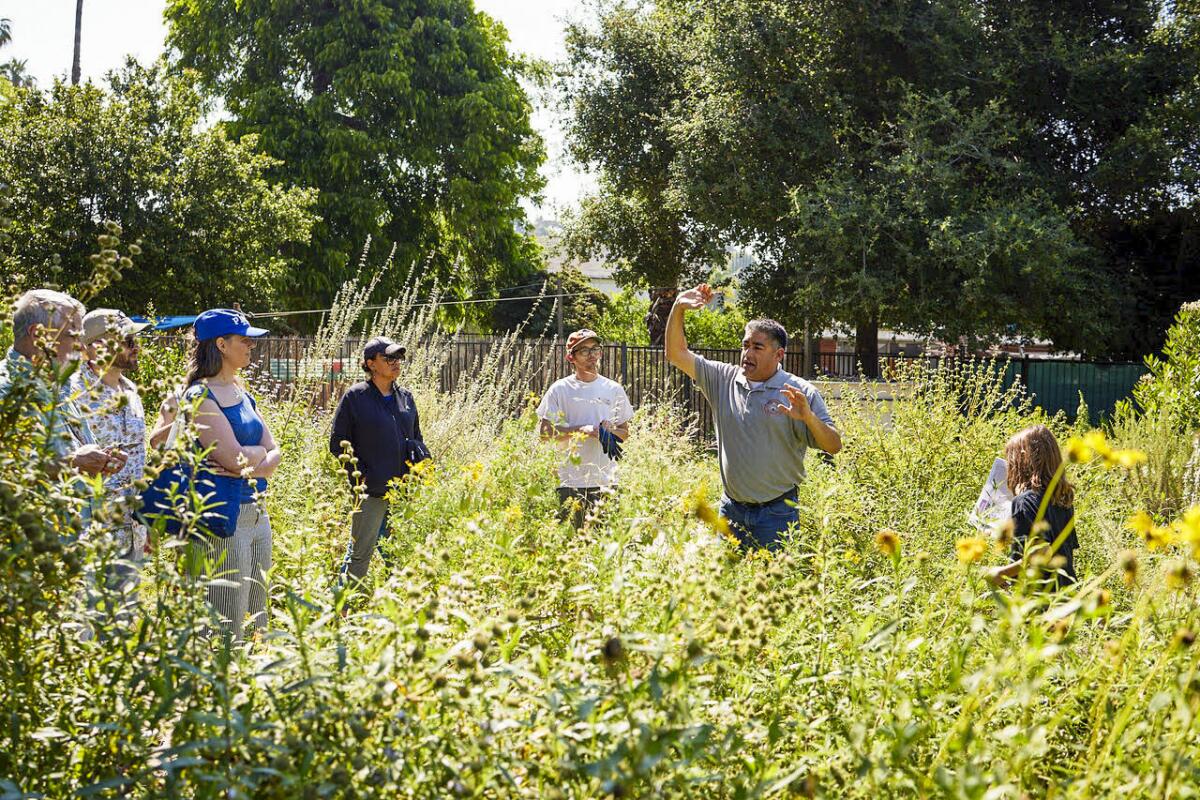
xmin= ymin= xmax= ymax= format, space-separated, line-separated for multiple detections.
xmin=665 ymin=284 xmax=842 ymax=550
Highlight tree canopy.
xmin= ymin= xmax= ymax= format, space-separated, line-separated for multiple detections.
xmin=489 ymin=267 xmax=609 ymax=338
xmin=562 ymin=0 xmax=1200 ymax=358
xmin=166 ymin=0 xmax=549 ymax=314
xmin=0 ymin=60 xmax=318 ymax=314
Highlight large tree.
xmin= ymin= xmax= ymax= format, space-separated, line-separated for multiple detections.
xmin=740 ymin=92 xmax=1100 ymax=372
xmin=562 ymin=0 xmax=1198 ymax=359
xmin=166 ymin=0 xmax=548 ymax=314
xmin=0 ymin=60 xmax=318 ymax=314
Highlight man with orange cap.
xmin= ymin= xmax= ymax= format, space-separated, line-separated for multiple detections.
xmin=537 ymin=329 xmax=634 ymax=529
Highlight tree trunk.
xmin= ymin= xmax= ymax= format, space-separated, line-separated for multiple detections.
xmin=645 ymin=287 xmax=678 ymax=346
xmin=855 ymin=312 xmax=880 ymax=379
xmin=71 ymin=0 xmax=83 ymax=85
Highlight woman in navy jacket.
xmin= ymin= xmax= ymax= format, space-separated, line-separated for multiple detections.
xmin=329 ymin=336 xmax=429 ymax=582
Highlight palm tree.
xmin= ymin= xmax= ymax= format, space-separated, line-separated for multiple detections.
xmin=2 ymin=59 xmax=33 ymax=88
xmin=71 ymin=0 xmax=83 ymax=84
xmin=0 ymin=18 xmax=12 ymax=50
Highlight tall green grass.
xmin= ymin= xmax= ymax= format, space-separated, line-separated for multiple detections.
xmin=2 ymin=273 xmax=1199 ymax=798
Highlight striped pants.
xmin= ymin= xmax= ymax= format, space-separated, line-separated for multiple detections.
xmin=191 ymin=503 xmax=272 ymax=643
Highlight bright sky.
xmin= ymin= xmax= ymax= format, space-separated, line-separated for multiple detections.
xmin=0 ymin=0 xmax=594 ymax=217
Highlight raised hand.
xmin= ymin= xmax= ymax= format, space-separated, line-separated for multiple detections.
xmin=778 ymin=384 xmax=812 ymax=422
xmin=674 ymin=284 xmax=714 ymax=310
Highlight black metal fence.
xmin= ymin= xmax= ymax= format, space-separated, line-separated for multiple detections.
xmin=244 ymin=336 xmax=1147 ymax=431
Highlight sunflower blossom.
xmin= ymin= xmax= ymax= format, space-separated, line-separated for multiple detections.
xmin=956 ymin=536 xmax=988 ymax=564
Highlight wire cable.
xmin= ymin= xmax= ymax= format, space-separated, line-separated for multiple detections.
xmin=246 ymin=291 xmax=579 ymax=320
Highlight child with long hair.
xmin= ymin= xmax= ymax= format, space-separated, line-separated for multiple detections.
xmin=993 ymin=425 xmax=1079 ymax=588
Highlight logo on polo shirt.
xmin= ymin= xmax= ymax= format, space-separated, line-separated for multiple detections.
xmin=763 ymin=398 xmax=787 ymax=416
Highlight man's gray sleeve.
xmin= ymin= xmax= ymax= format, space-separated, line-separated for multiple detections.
xmin=795 ymin=383 xmax=835 ymax=449
xmin=692 ymin=355 xmax=734 ymax=402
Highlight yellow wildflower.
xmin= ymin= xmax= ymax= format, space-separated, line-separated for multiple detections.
xmin=1126 ymin=510 xmax=1155 ymax=537
xmin=1173 ymin=505 xmax=1200 ymax=558
xmin=1109 ymin=448 xmax=1148 ymax=469
xmin=1083 ymin=430 xmax=1111 ymax=459
xmin=1175 ymin=505 xmax=1200 ymax=541
xmin=1147 ymin=525 xmax=1176 ymax=551
xmin=956 ymin=536 xmax=988 ymax=564
xmin=461 ymin=461 xmax=485 ymax=483
xmin=408 ymin=458 xmax=436 ymax=481
xmin=1063 ymin=437 xmax=1093 ymax=464
xmin=874 ymin=529 xmax=901 ymax=558
xmin=694 ymin=498 xmax=732 ymax=537
xmin=503 ymin=503 xmax=524 ymax=524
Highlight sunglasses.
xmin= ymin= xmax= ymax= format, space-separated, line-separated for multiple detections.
xmin=573 ymin=346 xmax=603 ymax=357
xmin=383 ymin=354 xmax=404 ymax=364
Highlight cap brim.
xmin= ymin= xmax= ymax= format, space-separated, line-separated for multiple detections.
xmin=385 ymin=345 xmax=406 ymax=357
xmin=570 ymin=337 xmax=601 ymax=352
xmin=244 ymin=326 xmax=270 ymax=337
xmin=127 ymin=321 xmax=152 ymax=335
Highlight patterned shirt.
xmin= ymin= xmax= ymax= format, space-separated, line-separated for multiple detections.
xmin=66 ymin=362 xmax=147 ymax=494
xmin=66 ymin=362 xmax=148 ymax=553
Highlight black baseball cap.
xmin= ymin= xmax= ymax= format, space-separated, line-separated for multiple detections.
xmin=363 ymin=336 xmax=406 ymax=360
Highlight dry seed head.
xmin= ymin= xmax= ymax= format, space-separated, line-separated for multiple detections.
xmin=602 ymin=637 xmax=625 ymax=665
xmin=1119 ymin=550 xmax=1139 ymax=586
xmin=1166 ymin=560 xmax=1194 ymax=591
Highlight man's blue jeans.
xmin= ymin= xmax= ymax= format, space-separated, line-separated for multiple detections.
xmin=719 ymin=489 xmax=799 ymax=551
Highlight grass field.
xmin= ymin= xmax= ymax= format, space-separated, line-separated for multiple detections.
xmin=3 ymin=285 xmax=1199 ymax=799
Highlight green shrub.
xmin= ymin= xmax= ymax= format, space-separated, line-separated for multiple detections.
xmin=1134 ymin=300 xmax=1200 ymax=429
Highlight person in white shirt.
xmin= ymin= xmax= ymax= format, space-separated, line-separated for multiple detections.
xmin=537 ymin=329 xmax=634 ymax=529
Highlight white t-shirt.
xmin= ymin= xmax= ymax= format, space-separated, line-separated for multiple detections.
xmin=537 ymin=374 xmax=634 ymax=489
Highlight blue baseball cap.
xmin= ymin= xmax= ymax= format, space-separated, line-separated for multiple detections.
xmin=193 ymin=308 xmax=269 ymax=341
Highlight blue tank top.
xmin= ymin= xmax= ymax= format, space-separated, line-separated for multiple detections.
xmin=185 ymin=385 xmax=268 ymax=502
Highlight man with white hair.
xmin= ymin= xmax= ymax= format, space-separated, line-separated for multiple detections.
xmin=0 ymin=289 xmax=126 ymax=479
